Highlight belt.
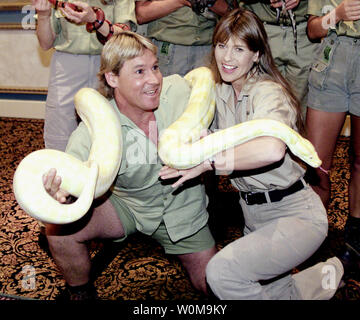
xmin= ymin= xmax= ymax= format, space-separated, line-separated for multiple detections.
xmin=240 ymin=177 xmax=308 ymax=206
xmin=263 ymin=20 xmax=305 ymax=27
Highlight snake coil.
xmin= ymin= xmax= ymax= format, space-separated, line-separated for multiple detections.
xmin=13 ymin=67 xmax=320 ymax=225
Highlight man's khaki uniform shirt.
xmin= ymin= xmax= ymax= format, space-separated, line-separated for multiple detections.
xmin=241 ymin=0 xmax=309 ymax=24
xmin=65 ymin=75 xmax=208 ymax=242
xmin=147 ymin=6 xmax=216 ymax=46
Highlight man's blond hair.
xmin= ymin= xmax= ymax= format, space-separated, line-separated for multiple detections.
xmin=98 ymin=31 xmax=157 ymax=99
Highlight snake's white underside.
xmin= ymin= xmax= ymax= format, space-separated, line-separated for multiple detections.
xmin=13 ymin=67 xmax=321 ymax=224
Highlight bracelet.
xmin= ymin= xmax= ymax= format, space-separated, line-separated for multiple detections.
xmin=114 ymin=23 xmax=131 ymax=31
xmin=86 ymin=7 xmax=105 ymax=33
xmin=51 ymin=0 xmax=78 ymax=11
xmin=96 ymin=22 xmax=131 ymax=45
xmin=96 ymin=20 xmax=114 ymax=45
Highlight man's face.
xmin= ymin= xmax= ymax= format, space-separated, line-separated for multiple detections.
xmin=110 ymin=49 xmax=163 ymax=114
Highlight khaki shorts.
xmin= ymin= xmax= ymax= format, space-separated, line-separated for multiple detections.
xmin=308 ymin=33 xmax=360 ymax=116
xmin=109 ymin=195 xmax=215 ymax=255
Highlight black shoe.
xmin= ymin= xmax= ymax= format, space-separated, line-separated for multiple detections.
xmin=56 ymin=283 xmax=98 ymax=301
xmin=344 ymin=216 xmax=360 ymax=256
xmin=338 ymin=245 xmax=360 ymax=281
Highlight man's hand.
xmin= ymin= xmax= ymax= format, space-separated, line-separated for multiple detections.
xmin=42 ymin=168 xmax=69 ymax=203
xmin=270 ymin=0 xmax=300 ymax=11
xmin=159 ymin=161 xmax=212 ymax=189
xmin=336 ymin=0 xmax=360 ymax=21
xmin=32 ymin=0 xmax=52 ymax=17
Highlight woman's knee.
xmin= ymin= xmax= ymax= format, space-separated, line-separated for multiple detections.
xmin=205 ymin=253 xmax=230 ymax=297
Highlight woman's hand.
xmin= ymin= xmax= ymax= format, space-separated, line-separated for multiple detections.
xmin=42 ymin=168 xmax=69 ymax=203
xmin=159 ymin=161 xmax=212 ymax=189
xmin=59 ymin=1 xmax=96 ymax=24
xmin=336 ymin=0 xmax=360 ymax=21
xmin=32 ymin=0 xmax=52 ymax=17
xmin=270 ymin=0 xmax=299 ymax=11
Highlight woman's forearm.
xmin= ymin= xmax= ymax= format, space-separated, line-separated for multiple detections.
xmin=212 ymin=136 xmax=287 ymax=172
xmin=36 ymin=14 xmax=56 ymax=50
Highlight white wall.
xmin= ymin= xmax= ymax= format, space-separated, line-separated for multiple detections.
xmin=0 ymin=29 xmax=53 ymax=90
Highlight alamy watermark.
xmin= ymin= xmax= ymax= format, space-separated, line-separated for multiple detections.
xmin=21 ymin=265 xmax=36 ymax=290
xmin=21 ymin=5 xmax=36 ymax=30
xmin=321 ymin=264 xmax=337 ymax=290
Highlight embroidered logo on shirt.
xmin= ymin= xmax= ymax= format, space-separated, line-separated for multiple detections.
xmin=160 ymin=42 xmax=170 ymax=55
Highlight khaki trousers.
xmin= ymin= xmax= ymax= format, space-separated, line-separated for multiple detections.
xmin=44 ymin=51 xmax=101 ymax=151
xmin=206 ymin=185 xmax=344 ymax=300
xmin=264 ymin=21 xmax=318 ymax=116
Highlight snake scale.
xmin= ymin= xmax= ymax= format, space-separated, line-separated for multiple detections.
xmin=13 ymin=67 xmax=321 ymax=224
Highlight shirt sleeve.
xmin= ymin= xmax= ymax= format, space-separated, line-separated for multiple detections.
xmin=249 ymin=80 xmax=298 ymax=129
xmin=307 ymin=0 xmax=325 ymax=17
xmin=50 ymin=8 xmax=61 ymax=36
xmin=65 ymin=122 xmax=92 ymax=161
xmin=114 ymin=0 xmax=137 ymax=27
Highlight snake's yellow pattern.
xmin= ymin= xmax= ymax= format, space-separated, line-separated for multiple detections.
xmin=158 ymin=67 xmax=321 ymax=169
xmin=13 ymin=88 xmax=122 ymax=224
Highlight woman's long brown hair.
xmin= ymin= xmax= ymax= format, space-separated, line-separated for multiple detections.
xmin=209 ymin=8 xmax=304 ymax=134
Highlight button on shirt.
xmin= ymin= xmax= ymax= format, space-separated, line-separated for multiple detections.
xmin=213 ymin=71 xmax=305 ymax=192
xmin=65 ymin=75 xmax=208 ymax=242
xmin=50 ymin=0 xmax=137 ymax=55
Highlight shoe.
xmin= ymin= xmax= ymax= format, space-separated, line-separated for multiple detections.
xmin=56 ymin=283 xmax=98 ymax=301
xmin=344 ymin=216 xmax=360 ymax=256
xmin=338 ymin=245 xmax=360 ymax=281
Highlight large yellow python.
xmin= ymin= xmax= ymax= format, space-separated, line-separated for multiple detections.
xmin=13 ymin=67 xmax=321 ymax=225
xmin=13 ymin=88 xmax=122 ymax=224
xmin=158 ymin=67 xmax=321 ymax=169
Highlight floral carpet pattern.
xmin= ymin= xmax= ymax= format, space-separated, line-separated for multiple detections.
xmin=0 ymin=117 xmax=358 ymax=300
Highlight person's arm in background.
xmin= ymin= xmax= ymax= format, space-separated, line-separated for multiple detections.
xmin=269 ymin=0 xmax=300 ymax=10
xmin=32 ymin=0 xmax=56 ymax=50
xmin=307 ymin=0 xmax=360 ymax=40
xmin=135 ymin=0 xmax=191 ymax=24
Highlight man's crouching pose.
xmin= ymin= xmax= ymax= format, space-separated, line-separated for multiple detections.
xmin=43 ymin=31 xmax=217 ymax=300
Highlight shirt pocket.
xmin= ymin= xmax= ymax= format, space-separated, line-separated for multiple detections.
xmin=157 ymin=41 xmax=175 ymax=68
xmin=308 ymin=38 xmax=338 ymax=90
xmin=115 ymin=163 xmax=158 ymax=191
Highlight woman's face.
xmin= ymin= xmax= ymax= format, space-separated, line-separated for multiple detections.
xmin=215 ymin=36 xmax=259 ymax=94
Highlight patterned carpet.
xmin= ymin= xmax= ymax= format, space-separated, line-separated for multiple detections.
xmin=0 ymin=117 xmax=359 ymax=300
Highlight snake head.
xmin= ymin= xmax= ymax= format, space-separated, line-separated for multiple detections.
xmin=292 ymin=138 xmax=322 ymax=168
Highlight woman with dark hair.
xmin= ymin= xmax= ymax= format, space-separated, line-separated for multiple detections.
xmin=159 ymin=8 xmax=346 ymax=300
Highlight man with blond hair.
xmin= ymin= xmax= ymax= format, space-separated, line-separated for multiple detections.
xmin=43 ymin=31 xmax=217 ymax=300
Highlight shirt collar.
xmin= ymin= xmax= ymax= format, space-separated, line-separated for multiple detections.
xmin=217 ymin=69 xmax=267 ymax=102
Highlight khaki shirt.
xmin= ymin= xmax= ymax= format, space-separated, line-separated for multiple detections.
xmin=51 ymin=0 xmax=137 ymax=54
xmin=147 ymin=6 xmax=216 ymax=45
xmin=213 ymin=72 xmax=305 ymax=192
xmin=65 ymin=75 xmax=208 ymax=242
xmin=308 ymin=0 xmax=360 ymax=38
xmin=241 ymin=0 xmax=309 ymax=24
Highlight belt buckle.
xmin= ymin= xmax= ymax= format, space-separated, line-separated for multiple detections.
xmin=244 ymin=192 xmax=253 ymax=205
xmin=244 ymin=193 xmax=249 ymax=205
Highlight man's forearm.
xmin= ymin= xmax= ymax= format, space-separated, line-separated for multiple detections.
xmin=135 ymin=0 xmax=187 ymax=24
